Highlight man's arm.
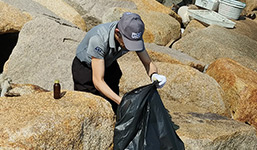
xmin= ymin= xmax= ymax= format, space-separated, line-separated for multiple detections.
xmin=91 ymin=57 xmax=122 ymax=104
xmin=137 ymin=50 xmax=167 ymax=88
xmin=136 ymin=50 xmax=158 ymax=77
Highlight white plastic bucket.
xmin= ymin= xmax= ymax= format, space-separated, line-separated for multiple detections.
xmin=195 ymin=0 xmax=219 ymax=11
xmin=218 ymin=0 xmax=246 ymax=20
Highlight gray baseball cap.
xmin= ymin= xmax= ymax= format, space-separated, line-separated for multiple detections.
xmin=117 ymin=12 xmax=145 ymax=51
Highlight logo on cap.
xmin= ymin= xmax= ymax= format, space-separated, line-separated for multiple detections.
xmin=131 ymin=32 xmax=142 ymax=39
xmin=125 ymin=12 xmax=132 ymax=15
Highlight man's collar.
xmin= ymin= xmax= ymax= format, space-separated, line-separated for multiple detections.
xmin=109 ymin=21 xmax=118 ymax=49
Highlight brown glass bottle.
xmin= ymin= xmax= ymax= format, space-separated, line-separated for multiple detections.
xmin=53 ymin=80 xmax=61 ymax=99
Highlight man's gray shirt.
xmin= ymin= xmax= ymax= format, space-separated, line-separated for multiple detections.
xmin=76 ymin=21 xmax=128 ymax=68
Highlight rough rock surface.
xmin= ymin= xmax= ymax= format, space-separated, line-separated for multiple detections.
xmin=4 ymin=17 xmax=85 ymax=91
xmin=62 ymin=0 xmax=137 ymax=31
xmin=206 ymin=58 xmax=257 ymax=132
xmin=32 ymin=0 xmax=86 ymax=31
xmin=145 ymin=43 xmax=206 ymax=71
xmin=233 ymin=18 xmax=257 ymax=41
xmin=0 ymin=1 xmax=32 ymax=34
xmin=172 ymin=112 xmax=257 ymax=150
xmin=1 ymin=0 xmax=58 ymax=16
xmin=182 ymin=19 xmax=206 ymax=37
xmin=5 ymin=83 xmax=49 ymax=97
xmin=1 ymin=0 xmax=81 ymax=30
xmin=118 ymin=55 xmax=229 ymax=116
xmin=130 ymin=0 xmax=182 ymax=23
xmin=1 ymin=88 xmax=256 ymax=149
xmin=0 ymin=91 xmax=115 ymax=149
xmin=172 ymin=25 xmax=257 ymax=72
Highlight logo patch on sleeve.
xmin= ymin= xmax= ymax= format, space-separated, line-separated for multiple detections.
xmin=94 ymin=46 xmax=104 ymax=56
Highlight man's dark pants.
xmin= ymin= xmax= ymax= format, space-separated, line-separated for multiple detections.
xmin=72 ymin=57 xmax=122 ymax=114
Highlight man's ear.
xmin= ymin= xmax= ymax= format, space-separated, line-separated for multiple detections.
xmin=115 ymin=28 xmax=122 ymax=38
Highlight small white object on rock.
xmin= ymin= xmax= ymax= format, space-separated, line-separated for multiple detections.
xmin=178 ymin=6 xmax=190 ymax=27
xmin=0 ymin=73 xmax=11 ymax=97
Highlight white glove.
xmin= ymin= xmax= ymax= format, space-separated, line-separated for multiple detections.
xmin=151 ymin=73 xmax=166 ymax=88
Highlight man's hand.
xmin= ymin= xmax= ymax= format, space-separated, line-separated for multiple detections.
xmin=151 ymin=73 xmax=166 ymax=88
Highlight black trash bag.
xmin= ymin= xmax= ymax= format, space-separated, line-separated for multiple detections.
xmin=114 ymin=82 xmax=185 ymax=150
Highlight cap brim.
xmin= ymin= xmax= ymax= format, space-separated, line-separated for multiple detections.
xmin=122 ymin=35 xmax=145 ymax=51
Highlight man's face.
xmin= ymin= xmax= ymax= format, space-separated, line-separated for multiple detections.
xmin=115 ymin=30 xmax=126 ymax=49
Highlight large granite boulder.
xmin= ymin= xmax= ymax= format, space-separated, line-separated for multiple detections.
xmin=0 ymin=91 xmax=115 ymax=149
xmin=129 ymin=0 xmax=182 ymax=23
xmin=62 ymin=0 xmax=137 ymax=31
xmin=182 ymin=19 xmax=206 ymax=37
xmin=172 ymin=25 xmax=257 ymax=72
xmin=145 ymin=43 xmax=206 ymax=71
xmin=1 ymin=0 xmax=85 ymax=31
xmin=32 ymin=0 xmax=86 ymax=31
xmin=4 ymin=17 xmax=85 ymax=91
xmin=233 ymin=18 xmax=257 ymax=42
xmin=0 ymin=1 xmax=32 ymax=34
xmin=5 ymin=83 xmax=49 ymax=97
xmin=206 ymin=58 xmax=257 ymax=133
xmin=1 ymin=85 xmax=257 ymax=149
xmin=172 ymin=111 xmax=257 ymax=150
xmin=102 ymin=7 xmax=181 ymax=46
xmin=118 ymin=53 xmax=229 ymax=116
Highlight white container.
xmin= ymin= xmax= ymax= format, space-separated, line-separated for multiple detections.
xmin=195 ymin=0 xmax=219 ymax=11
xmin=188 ymin=9 xmax=236 ymax=28
xmin=218 ymin=0 xmax=246 ymax=20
